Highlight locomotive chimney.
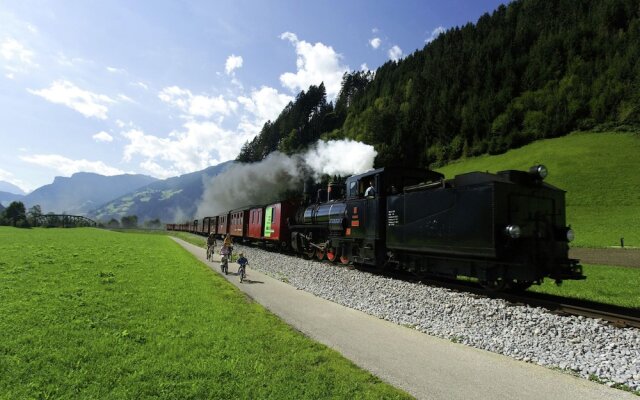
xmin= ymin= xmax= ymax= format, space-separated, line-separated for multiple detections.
xmin=327 ymin=181 xmax=345 ymax=201
xmin=303 ymin=178 xmax=314 ymax=204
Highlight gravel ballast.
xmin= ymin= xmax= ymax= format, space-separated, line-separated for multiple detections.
xmin=231 ymin=244 xmax=640 ymax=392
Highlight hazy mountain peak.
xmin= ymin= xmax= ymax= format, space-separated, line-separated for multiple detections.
xmin=0 ymin=181 xmax=26 ymax=195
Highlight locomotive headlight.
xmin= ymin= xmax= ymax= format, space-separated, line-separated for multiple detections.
xmin=505 ymin=225 xmax=521 ymax=239
xmin=566 ymin=228 xmax=575 ymax=242
xmin=529 ymin=164 xmax=548 ymax=180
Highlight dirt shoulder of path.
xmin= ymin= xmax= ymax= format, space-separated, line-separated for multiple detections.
xmin=570 ymin=248 xmax=640 ymax=268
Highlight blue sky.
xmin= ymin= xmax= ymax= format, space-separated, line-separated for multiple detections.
xmin=0 ymin=0 xmax=507 ymax=193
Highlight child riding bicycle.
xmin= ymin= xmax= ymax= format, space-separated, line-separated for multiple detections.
xmin=206 ymin=233 xmax=217 ymax=261
xmin=237 ymin=253 xmax=248 ymax=283
xmin=219 ymin=254 xmax=229 ymax=275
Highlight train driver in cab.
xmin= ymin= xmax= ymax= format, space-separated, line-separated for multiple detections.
xmin=364 ymin=180 xmax=376 ymax=197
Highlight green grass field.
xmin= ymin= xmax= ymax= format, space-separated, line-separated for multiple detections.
xmin=0 ymin=227 xmax=410 ymax=400
xmin=435 ymin=132 xmax=640 ymax=248
xmin=529 ymin=264 xmax=640 ymax=308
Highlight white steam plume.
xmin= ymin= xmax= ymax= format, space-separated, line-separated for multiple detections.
xmin=196 ymin=152 xmax=304 ymax=217
xmin=305 ymin=139 xmax=377 ymax=179
xmin=195 ymin=140 xmax=376 ymax=218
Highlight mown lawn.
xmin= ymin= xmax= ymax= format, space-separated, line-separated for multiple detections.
xmin=0 ymin=227 xmax=411 ymax=400
xmin=436 ymin=131 xmax=640 ymax=248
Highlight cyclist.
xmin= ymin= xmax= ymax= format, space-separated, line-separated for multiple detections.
xmin=237 ymin=252 xmax=249 ymax=283
xmin=206 ymin=233 xmax=217 ymax=261
xmin=220 ymin=254 xmax=228 ymax=275
xmin=222 ymin=234 xmax=233 ymax=260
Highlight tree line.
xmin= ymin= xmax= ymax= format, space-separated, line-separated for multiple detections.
xmin=238 ymin=0 xmax=640 ymax=168
xmin=0 ymin=201 xmax=162 ymax=229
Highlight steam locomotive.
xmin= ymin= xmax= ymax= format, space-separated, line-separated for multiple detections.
xmin=167 ymin=165 xmax=584 ymax=291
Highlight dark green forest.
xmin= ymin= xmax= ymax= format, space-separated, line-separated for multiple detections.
xmin=237 ymin=0 xmax=640 ymax=168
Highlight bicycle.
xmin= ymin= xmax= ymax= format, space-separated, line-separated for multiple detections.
xmin=206 ymin=245 xmax=215 ymax=261
xmin=220 ymin=255 xmax=229 ymax=275
xmin=238 ymin=262 xmax=247 ymax=283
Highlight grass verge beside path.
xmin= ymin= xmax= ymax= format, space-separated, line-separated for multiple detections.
xmin=0 ymin=227 xmax=411 ymax=399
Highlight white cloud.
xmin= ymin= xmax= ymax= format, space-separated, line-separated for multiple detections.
xmin=360 ymin=63 xmax=369 ymax=71
xmin=55 ymin=52 xmax=91 ymax=67
xmin=279 ymin=31 xmax=348 ymax=101
xmin=369 ymin=37 xmax=381 ymax=49
xmin=1 ymin=38 xmax=35 ymax=65
xmin=237 ymin=86 xmax=294 ymax=137
xmin=159 ymin=86 xmax=238 ymax=118
xmin=106 ymin=66 xmax=126 ymax=74
xmin=117 ymin=93 xmax=135 ymax=103
xmin=238 ymin=86 xmax=293 ymax=124
xmin=28 ymin=80 xmax=115 ymax=119
xmin=20 ymin=154 xmax=125 ymax=176
xmin=426 ymin=26 xmax=446 ymax=43
xmin=133 ymin=81 xmax=149 ymax=90
xmin=388 ymin=45 xmax=403 ymax=61
xmin=225 ymin=54 xmax=243 ymax=75
xmin=138 ymin=160 xmax=179 ymax=179
xmin=1 ymin=37 xmax=36 ymax=76
xmin=121 ymin=120 xmax=253 ymax=177
xmin=93 ymin=131 xmax=113 ymax=142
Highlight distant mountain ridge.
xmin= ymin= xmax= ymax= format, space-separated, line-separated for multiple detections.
xmin=89 ymin=161 xmax=233 ymax=223
xmin=0 ymin=181 xmax=26 ymax=195
xmin=23 ymin=172 xmax=158 ymax=215
xmin=0 ymin=191 xmax=25 ymax=207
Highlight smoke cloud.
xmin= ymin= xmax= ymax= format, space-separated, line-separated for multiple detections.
xmin=195 ymin=139 xmax=376 ymax=217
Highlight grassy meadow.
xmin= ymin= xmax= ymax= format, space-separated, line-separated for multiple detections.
xmin=529 ymin=264 xmax=640 ymax=308
xmin=0 ymin=227 xmax=410 ymax=400
xmin=436 ymin=132 xmax=640 ymax=248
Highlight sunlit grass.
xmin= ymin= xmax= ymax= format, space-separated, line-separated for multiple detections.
xmin=0 ymin=227 xmax=411 ymax=399
xmin=528 ymin=264 xmax=640 ymax=308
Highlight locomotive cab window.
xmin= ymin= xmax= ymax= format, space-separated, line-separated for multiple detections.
xmin=349 ymin=181 xmax=357 ymax=198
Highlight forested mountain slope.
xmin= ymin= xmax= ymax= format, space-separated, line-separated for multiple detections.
xmin=238 ymin=0 xmax=640 ymax=168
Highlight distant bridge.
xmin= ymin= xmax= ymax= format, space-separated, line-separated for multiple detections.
xmin=35 ymin=214 xmax=97 ymax=228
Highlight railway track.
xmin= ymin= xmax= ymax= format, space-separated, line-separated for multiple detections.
xmin=372 ymin=268 xmax=640 ymax=329
xmin=502 ymin=292 xmax=640 ymax=329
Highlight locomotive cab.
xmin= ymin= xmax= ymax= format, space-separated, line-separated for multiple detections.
xmin=341 ymin=168 xmax=444 ymax=266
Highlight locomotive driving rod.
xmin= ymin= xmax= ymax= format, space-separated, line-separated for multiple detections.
xmin=297 ymin=232 xmax=326 ymax=250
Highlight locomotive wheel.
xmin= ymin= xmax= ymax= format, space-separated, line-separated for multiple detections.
xmin=480 ymin=278 xmax=507 ymax=292
xmin=339 ymin=254 xmax=350 ymax=265
xmin=302 ymin=248 xmax=315 ymax=259
xmin=508 ymin=281 xmax=533 ymax=292
xmin=316 ymin=248 xmax=325 ymax=260
xmin=326 ymin=247 xmax=338 ymax=262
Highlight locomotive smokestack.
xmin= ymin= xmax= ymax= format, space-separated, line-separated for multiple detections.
xmin=327 ymin=181 xmax=345 ymax=201
xmin=303 ymin=178 xmax=314 ymax=204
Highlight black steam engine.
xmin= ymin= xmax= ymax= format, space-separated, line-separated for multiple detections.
xmin=289 ymin=165 xmax=584 ymax=290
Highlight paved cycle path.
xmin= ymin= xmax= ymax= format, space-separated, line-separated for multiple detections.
xmin=172 ymin=238 xmax=635 ymax=400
